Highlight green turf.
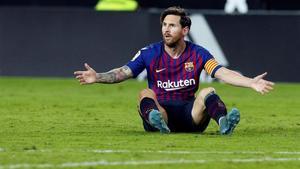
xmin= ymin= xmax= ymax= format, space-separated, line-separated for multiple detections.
xmin=0 ymin=77 xmax=299 ymax=169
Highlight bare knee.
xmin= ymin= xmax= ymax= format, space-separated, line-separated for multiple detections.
xmin=139 ymin=89 xmax=156 ymax=101
xmin=138 ymin=89 xmax=168 ymax=121
xmin=193 ymin=87 xmax=216 ymax=107
xmin=192 ymin=87 xmax=216 ymax=124
xmin=199 ymin=87 xmax=216 ymax=101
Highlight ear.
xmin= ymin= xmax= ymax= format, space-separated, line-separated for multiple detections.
xmin=182 ymin=26 xmax=189 ymax=36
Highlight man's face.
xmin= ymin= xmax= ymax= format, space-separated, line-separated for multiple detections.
xmin=162 ymin=15 xmax=186 ymax=47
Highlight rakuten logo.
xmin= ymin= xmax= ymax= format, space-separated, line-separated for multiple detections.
xmin=157 ymin=79 xmax=196 ymax=91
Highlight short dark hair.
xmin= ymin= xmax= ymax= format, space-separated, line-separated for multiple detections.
xmin=160 ymin=6 xmax=191 ymax=29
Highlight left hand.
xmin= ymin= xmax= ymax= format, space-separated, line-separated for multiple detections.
xmin=250 ymin=72 xmax=274 ymax=94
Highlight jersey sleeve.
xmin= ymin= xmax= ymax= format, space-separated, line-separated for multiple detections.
xmin=126 ymin=49 xmax=146 ymax=78
xmin=199 ymin=47 xmax=222 ymax=78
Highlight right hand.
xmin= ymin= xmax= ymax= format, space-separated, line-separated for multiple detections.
xmin=74 ymin=63 xmax=97 ymax=85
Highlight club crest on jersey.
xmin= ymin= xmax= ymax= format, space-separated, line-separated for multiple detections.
xmin=184 ymin=62 xmax=194 ymax=72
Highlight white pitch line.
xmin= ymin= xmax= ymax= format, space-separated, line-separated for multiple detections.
xmin=0 ymin=157 xmax=300 ymax=169
xmin=91 ymin=149 xmax=300 ymax=155
xmin=224 ymin=157 xmax=300 ymax=163
xmin=3 ymin=148 xmax=300 ymax=155
xmin=91 ymin=149 xmax=265 ymax=154
xmin=60 ymin=159 xmax=207 ymax=167
xmin=276 ymin=152 xmax=300 ymax=154
xmin=0 ymin=164 xmax=52 ymax=169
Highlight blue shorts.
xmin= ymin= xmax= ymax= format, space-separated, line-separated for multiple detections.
xmin=140 ymin=99 xmax=211 ymax=133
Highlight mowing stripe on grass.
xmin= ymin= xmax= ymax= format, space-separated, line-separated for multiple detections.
xmin=1 ymin=157 xmax=300 ymax=169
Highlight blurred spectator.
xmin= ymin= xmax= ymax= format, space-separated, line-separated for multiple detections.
xmin=225 ymin=0 xmax=248 ymax=14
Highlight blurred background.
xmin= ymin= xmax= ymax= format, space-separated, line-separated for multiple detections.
xmin=0 ymin=0 xmax=299 ymax=82
xmin=1 ymin=0 xmax=300 ymax=10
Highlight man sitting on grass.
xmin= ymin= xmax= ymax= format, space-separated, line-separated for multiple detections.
xmin=74 ymin=6 xmax=274 ymax=135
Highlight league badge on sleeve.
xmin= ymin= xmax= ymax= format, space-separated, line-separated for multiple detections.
xmin=131 ymin=50 xmax=141 ymax=61
xmin=184 ymin=62 xmax=194 ymax=72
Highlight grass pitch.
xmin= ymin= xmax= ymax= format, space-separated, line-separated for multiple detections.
xmin=0 ymin=77 xmax=299 ymax=169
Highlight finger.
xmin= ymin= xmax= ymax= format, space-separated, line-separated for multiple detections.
xmin=262 ymin=88 xmax=270 ymax=94
xmin=80 ymin=81 xmax=89 ymax=85
xmin=256 ymin=72 xmax=267 ymax=80
xmin=79 ymin=79 xmax=86 ymax=83
xmin=264 ymin=85 xmax=273 ymax=91
xmin=265 ymin=82 xmax=274 ymax=88
xmin=74 ymin=71 xmax=84 ymax=75
xmin=262 ymin=72 xmax=267 ymax=76
xmin=262 ymin=87 xmax=270 ymax=94
xmin=259 ymin=90 xmax=265 ymax=95
xmin=84 ymin=63 xmax=93 ymax=71
xmin=76 ymin=75 xmax=83 ymax=79
xmin=256 ymin=87 xmax=265 ymax=94
xmin=263 ymin=88 xmax=270 ymax=94
xmin=265 ymin=81 xmax=275 ymax=86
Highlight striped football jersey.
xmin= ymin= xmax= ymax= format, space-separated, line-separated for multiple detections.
xmin=127 ymin=41 xmax=222 ymax=101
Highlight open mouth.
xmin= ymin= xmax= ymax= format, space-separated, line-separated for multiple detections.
xmin=164 ymin=33 xmax=171 ymax=38
xmin=164 ymin=35 xmax=172 ymax=39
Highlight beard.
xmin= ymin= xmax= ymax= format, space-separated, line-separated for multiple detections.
xmin=163 ymin=36 xmax=180 ymax=48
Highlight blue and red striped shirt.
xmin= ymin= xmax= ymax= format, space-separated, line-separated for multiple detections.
xmin=127 ymin=41 xmax=222 ymax=101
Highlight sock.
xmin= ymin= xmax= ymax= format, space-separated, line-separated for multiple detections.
xmin=218 ymin=116 xmax=226 ymax=126
xmin=204 ymin=92 xmax=227 ymax=125
xmin=139 ymin=97 xmax=159 ymax=122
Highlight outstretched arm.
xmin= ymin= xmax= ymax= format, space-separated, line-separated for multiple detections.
xmin=214 ymin=67 xmax=274 ymax=94
xmin=74 ymin=63 xmax=133 ymax=84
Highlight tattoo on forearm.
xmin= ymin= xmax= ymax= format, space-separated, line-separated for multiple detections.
xmin=96 ymin=66 xmax=133 ymax=83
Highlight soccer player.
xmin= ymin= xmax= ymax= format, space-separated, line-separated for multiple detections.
xmin=74 ymin=7 xmax=274 ymax=135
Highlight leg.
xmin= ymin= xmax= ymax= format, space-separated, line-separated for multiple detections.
xmin=191 ymin=87 xmax=215 ymax=126
xmin=202 ymin=89 xmax=240 ymax=135
xmin=164 ymin=99 xmax=210 ymax=133
xmin=139 ymin=89 xmax=168 ymax=122
xmin=138 ymin=89 xmax=170 ymax=133
xmin=192 ymin=87 xmax=240 ymax=135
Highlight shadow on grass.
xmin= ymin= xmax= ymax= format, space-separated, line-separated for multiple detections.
xmin=119 ymin=129 xmax=220 ymax=136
